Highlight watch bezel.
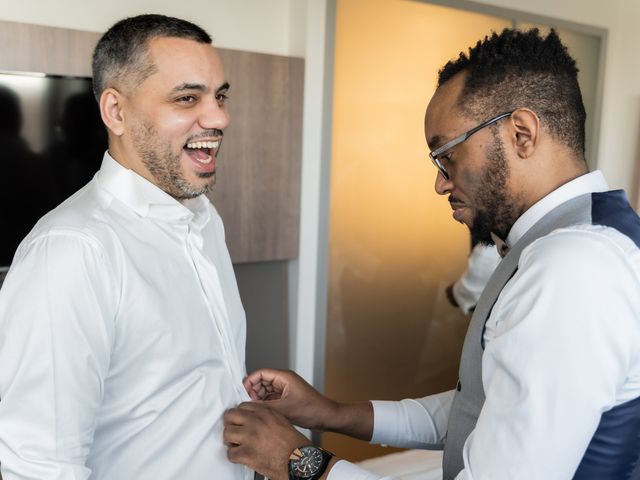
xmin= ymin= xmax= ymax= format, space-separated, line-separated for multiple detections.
xmin=288 ymin=445 xmax=333 ymax=480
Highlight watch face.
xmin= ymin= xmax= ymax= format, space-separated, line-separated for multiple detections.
xmin=291 ymin=446 xmax=324 ymax=476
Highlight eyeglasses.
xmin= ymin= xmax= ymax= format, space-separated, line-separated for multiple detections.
xmin=429 ymin=111 xmax=513 ymax=180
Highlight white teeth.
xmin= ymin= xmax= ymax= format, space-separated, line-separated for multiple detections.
xmin=186 ymin=141 xmax=220 ymax=149
xmin=199 ymin=154 xmax=212 ymax=164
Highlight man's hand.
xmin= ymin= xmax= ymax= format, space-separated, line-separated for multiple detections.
xmin=445 ymin=283 xmax=460 ymax=308
xmin=224 ymin=402 xmax=311 ymax=480
xmin=243 ymin=368 xmax=338 ymax=431
xmin=244 ymin=368 xmax=374 ymax=441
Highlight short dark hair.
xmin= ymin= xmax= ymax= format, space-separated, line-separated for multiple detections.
xmin=438 ymin=28 xmax=586 ymax=158
xmin=92 ymin=14 xmax=212 ymax=102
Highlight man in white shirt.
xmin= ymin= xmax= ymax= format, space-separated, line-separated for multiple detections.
xmin=0 ymin=14 xmax=253 ymax=480
xmin=222 ymin=28 xmax=640 ymax=480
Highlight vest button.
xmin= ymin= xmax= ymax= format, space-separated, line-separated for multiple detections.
xmin=456 ymin=380 xmax=462 ymax=392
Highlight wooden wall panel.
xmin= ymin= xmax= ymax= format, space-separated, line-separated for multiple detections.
xmin=0 ymin=20 xmax=303 ymax=263
xmin=212 ymin=49 xmax=304 ymax=262
xmin=0 ymin=20 xmax=98 ymax=77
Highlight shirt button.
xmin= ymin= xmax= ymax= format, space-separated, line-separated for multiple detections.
xmin=456 ymin=380 xmax=462 ymax=392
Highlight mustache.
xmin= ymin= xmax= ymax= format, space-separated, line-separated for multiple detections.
xmin=186 ymin=129 xmax=224 ymax=142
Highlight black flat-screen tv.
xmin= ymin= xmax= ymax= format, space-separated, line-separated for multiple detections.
xmin=0 ymin=71 xmax=107 ymax=270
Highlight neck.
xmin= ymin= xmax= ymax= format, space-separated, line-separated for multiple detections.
xmin=517 ymin=150 xmax=588 ymax=213
xmin=107 ymin=139 xmax=156 ymax=186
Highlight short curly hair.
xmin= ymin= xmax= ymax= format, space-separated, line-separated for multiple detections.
xmin=438 ymin=28 xmax=586 ymax=158
xmin=92 ymin=14 xmax=212 ymax=102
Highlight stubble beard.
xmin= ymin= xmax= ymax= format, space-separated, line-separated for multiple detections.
xmin=131 ymin=120 xmax=216 ymax=200
xmin=469 ymin=134 xmax=520 ymax=246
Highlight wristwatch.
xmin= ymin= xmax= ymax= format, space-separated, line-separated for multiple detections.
xmin=288 ymin=445 xmax=334 ymax=480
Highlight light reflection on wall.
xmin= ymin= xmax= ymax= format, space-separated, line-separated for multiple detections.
xmin=325 ymin=0 xmax=510 ymax=461
xmin=0 ymin=71 xmax=89 ymax=153
xmin=0 ymin=72 xmax=48 ymax=152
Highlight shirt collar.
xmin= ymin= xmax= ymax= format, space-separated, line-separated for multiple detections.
xmin=505 ymin=170 xmax=609 ymax=248
xmin=95 ymin=151 xmax=211 ymax=227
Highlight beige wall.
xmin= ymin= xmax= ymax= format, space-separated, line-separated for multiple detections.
xmin=306 ymin=0 xmax=640 ymax=398
xmin=325 ymin=0 xmax=513 ymax=459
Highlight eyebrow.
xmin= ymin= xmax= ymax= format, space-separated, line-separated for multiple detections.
xmin=427 ymin=134 xmax=445 ymax=150
xmin=170 ymin=81 xmax=230 ymax=94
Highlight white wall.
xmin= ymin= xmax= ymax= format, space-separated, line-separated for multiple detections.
xmin=0 ymin=0 xmax=305 ymax=56
xmin=473 ymin=0 xmax=640 ymax=196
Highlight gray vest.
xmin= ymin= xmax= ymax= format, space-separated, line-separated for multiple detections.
xmin=442 ymin=194 xmax=593 ymax=479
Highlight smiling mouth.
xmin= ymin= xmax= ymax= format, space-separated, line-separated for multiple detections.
xmin=184 ymin=140 xmax=221 ymax=166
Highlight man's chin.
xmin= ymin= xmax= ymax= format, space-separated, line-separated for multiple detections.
xmin=196 ymin=170 xmax=216 ymax=180
xmin=169 ymin=177 xmax=216 ymax=200
xmin=187 ymin=171 xmax=216 ymax=191
xmin=469 ymin=220 xmax=495 ymax=246
xmin=474 ymin=236 xmax=496 ymax=247
xmin=193 ymin=175 xmax=217 ymax=196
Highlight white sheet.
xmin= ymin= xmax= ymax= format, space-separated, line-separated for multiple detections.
xmin=356 ymin=450 xmax=443 ymax=480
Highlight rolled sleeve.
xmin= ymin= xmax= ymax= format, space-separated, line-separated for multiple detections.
xmin=371 ymin=390 xmax=453 ymax=449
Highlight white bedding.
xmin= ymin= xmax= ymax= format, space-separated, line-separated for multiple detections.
xmin=356 ymin=450 xmax=443 ymax=480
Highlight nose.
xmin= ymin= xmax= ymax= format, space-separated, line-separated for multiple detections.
xmin=434 ymin=171 xmax=453 ymax=195
xmin=199 ymin=96 xmax=230 ymax=131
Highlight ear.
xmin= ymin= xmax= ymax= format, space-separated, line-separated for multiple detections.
xmin=509 ymin=108 xmax=540 ymax=159
xmin=99 ymin=88 xmax=126 ymax=136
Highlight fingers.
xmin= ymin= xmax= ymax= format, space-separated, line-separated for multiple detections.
xmin=226 ymin=442 xmax=251 ymax=466
xmin=223 ymin=401 xmax=308 ymax=479
xmin=245 ymin=381 xmax=281 ymax=401
xmin=245 ymin=368 xmax=285 ymax=384
xmin=224 ymin=406 xmax=247 ymax=427
xmin=225 ymin=401 xmax=263 ymax=420
xmin=246 ymin=384 xmax=264 ymax=401
xmin=226 ymin=437 xmax=262 ymax=472
xmin=223 ymin=424 xmax=244 ymax=446
xmin=243 ymin=375 xmax=267 ymax=400
xmin=224 ymin=401 xmax=286 ymax=429
xmin=223 ymin=405 xmax=265 ymax=450
xmin=244 ymin=372 xmax=270 ymax=400
xmin=244 ymin=368 xmax=295 ymax=400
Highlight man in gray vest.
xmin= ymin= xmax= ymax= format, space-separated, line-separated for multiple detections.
xmin=222 ymin=28 xmax=640 ymax=480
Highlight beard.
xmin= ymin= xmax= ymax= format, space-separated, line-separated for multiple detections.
xmin=469 ymin=134 xmax=520 ymax=245
xmin=130 ymin=120 xmax=216 ymax=200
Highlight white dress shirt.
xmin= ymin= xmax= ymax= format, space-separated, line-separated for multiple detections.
xmin=328 ymin=171 xmax=640 ymax=479
xmin=451 ymin=244 xmax=501 ymax=314
xmin=0 ymin=153 xmax=253 ymax=480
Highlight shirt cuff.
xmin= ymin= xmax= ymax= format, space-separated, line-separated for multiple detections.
xmin=371 ymin=398 xmax=445 ymax=449
xmin=451 ymin=280 xmax=480 ymax=314
xmin=452 ymin=244 xmax=501 ymax=313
